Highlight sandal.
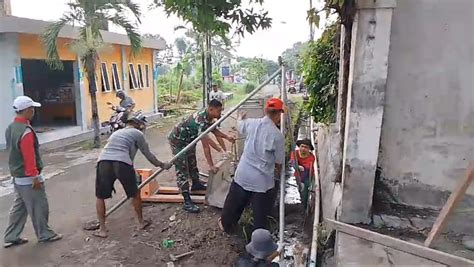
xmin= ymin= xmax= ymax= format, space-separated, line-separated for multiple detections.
xmin=140 ymin=219 xmax=152 ymax=230
xmin=217 ymin=217 xmax=225 ymax=232
xmin=92 ymin=231 xmax=108 ymax=238
xmin=40 ymin=234 xmax=63 ymax=243
xmin=4 ymin=238 xmax=28 ymax=248
xmin=83 ymin=220 xmax=100 ymax=231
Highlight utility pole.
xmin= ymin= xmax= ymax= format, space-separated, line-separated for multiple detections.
xmin=309 ymin=0 xmax=314 ymax=41
xmin=201 ymin=39 xmax=206 ymax=108
xmin=205 ymin=33 xmax=213 ymax=105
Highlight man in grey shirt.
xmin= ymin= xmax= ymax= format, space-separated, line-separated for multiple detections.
xmin=219 ymin=98 xmax=285 ymax=233
xmin=94 ymin=112 xmax=171 ymax=238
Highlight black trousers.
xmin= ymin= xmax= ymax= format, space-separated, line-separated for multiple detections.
xmin=221 ymin=181 xmax=274 ymax=233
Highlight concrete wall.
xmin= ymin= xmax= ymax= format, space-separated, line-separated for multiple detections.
xmin=316 ymin=124 xmax=342 ymax=220
xmin=339 ymin=1 xmax=395 ymax=224
xmin=378 ymin=0 xmax=474 ymax=209
xmin=0 ymin=33 xmax=22 ymax=149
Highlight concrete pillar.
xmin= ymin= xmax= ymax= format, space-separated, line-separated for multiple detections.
xmin=0 ymin=0 xmax=12 ymax=17
xmin=152 ymin=49 xmax=159 ymax=113
xmin=339 ymin=0 xmax=396 ymax=224
xmin=75 ymin=59 xmax=88 ymax=130
xmin=335 ymin=24 xmax=348 ymax=133
xmin=121 ymin=46 xmax=130 ymax=91
xmin=0 ymin=33 xmax=22 ymax=149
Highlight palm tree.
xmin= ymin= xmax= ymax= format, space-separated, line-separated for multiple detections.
xmin=42 ymin=0 xmax=142 ymax=148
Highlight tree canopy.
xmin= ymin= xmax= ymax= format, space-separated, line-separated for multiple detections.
xmin=43 ymin=0 xmax=142 ymax=70
xmin=281 ymin=41 xmax=306 ymax=75
xmin=153 ymin=0 xmax=272 ymax=37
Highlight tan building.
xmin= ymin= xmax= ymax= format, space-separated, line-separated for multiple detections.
xmin=0 ymin=13 xmax=166 ymax=148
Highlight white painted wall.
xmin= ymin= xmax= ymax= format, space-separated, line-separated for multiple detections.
xmin=339 ymin=2 xmax=395 ymax=224
xmin=379 ymin=0 xmax=474 ymax=208
xmin=0 ymin=33 xmax=23 ymax=149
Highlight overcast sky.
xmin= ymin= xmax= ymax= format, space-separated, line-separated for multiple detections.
xmin=10 ymin=0 xmax=324 ymax=61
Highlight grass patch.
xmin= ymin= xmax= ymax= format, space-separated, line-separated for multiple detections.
xmin=226 ymin=87 xmax=247 ymax=107
xmin=238 ymin=208 xmax=279 ymax=243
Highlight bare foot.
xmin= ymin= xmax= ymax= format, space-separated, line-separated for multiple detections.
xmin=93 ymin=229 xmax=108 ymax=238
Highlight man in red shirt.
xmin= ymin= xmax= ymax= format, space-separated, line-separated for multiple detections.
xmin=3 ymin=96 xmax=62 ymax=248
xmin=290 ymin=139 xmax=316 ymax=209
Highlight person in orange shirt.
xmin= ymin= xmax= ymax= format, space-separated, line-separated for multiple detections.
xmin=290 ymin=139 xmax=315 ymax=209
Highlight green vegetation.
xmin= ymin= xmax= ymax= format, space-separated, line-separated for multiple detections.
xmin=285 ymin=98 xmax=304 ymax=162
xmin=281 ymin=42 xmax=307 ymax=76
xmin=238 ymin=208 xmax=278 ymax=243
xmin=300 ymin=23 xmax=340 ymax=124
xmin=153 ymin=0 xmax=271 ymax=38
xmin=226 ymin=86 xmax=247 ymax=107
xmin=244 ymin=83 xmax=256 ymax=93
xmin=233 ymin=57 xmax=279 ymax=84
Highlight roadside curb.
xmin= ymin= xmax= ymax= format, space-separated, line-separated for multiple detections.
xmin=0 ymin=175 xmax=11 ymax=183
xmin=39 ymin=112 xmax=166 ymax=152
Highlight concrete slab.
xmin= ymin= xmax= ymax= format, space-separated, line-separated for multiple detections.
xmin=336 ymin=232 xmax=445 ymax=266
xmin=205 ymin=158 xmax=233 ymax=208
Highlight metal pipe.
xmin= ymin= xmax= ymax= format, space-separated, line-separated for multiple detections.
xmin=278 ymin=65 xmax=287 ymax=253
xmin=106 ymin=68 xmax=282 ymax=217
xmin=309 ymin=118 xmax=321 ymax=267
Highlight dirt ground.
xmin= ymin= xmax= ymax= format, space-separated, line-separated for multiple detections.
xmin=0 ymin=111 xmax=246 ymax=266
xmin=58 ymin=204 xmax=244 ymax=266
xmin=0 ymin=85 xmax=312 ymax=266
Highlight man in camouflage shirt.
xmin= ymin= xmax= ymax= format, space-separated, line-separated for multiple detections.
xmin=168 ymin=99 xmax=234 ymax=213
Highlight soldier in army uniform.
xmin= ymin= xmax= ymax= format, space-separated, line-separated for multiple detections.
xmin=168 ymin=99 xmax=234 ymax=213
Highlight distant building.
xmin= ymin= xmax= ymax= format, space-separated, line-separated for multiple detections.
xmin=0 ymin=13 xmax=166 ymax=148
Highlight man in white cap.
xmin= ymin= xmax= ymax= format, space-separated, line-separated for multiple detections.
xmin=234 ymin=229 xmax=279 ymax=267
xmin=3 ymin=96 xmax=62 ymax=248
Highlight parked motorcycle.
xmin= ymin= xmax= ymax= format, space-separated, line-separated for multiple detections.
xmin=102 ymin=102 xmax=127 ymax=133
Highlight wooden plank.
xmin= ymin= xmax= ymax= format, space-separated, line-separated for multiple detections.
xmin=157 ymin=186 xmax=206 ymax=195
xmin=325 ymin=219 xmax=474 ymax=266
xmin=424 ymin=163 xmax=474 ymax=247
xmin=142 ymin=194 xmax=205 ymax=204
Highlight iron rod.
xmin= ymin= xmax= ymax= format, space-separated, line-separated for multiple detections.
xmin=278 ymin=65 xmax=287 ymax=254
xmin=106 ymin=68 xmax=282 ymax=217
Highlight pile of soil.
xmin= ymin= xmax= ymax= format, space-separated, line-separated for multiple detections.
xmin=58 ymin=203 xmax=244 ymax=265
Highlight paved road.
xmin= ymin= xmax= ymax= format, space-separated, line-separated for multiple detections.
xmin=0 ymin=114 xmax=221 ymax=266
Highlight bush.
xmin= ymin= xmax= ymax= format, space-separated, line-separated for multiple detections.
xmin=300 ymin=23 xmax=340 ymax=124
xmin=180 ymin=90 xmax=201 ymax=103
xmin=244 ymin=83 xmax=256 ymax=93
xmin=222 ymin=82 xmax=242 ymax=92
xmin=181 ymin=79 xmax=194 ymax=91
